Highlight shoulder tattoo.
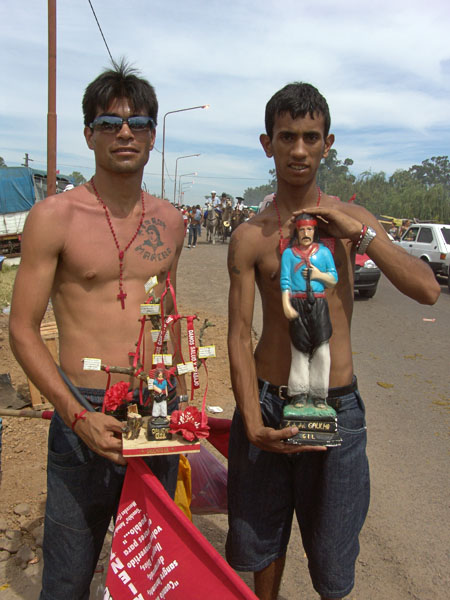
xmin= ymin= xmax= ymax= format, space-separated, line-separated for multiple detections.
xmin=228 ymin=241 xmax=241 ymax=275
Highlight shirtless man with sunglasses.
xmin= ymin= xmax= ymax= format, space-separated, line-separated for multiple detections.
xmin=10 ymin=60 xmax=186 ymax=600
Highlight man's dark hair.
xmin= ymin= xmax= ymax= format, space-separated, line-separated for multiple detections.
xmin=82 ymin=58 xmax=158 ymax=127
xmin=265 ymin=82 xmax=330 ymax=139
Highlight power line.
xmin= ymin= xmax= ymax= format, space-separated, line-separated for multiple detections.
xmin=87 ymin=0 xmax=114 ymax=63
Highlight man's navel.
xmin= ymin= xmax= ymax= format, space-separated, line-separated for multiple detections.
xmin=84 ymin=270 xmax=97 ymax=280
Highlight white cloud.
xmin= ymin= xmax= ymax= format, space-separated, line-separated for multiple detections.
xmin=1 ymin=0 xmax=449 ymax=199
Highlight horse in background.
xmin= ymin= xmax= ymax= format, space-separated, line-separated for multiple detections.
xmin=205 ymin=203 xmax=220 ymax=244
xmin=230 ymin=206 xmax=248 ymax=233
xmin=219 ymin=199 xmax=233 ymax=243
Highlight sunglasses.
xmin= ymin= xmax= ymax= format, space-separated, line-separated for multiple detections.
xmin=89 ymin=115 xmax=155 ymax=133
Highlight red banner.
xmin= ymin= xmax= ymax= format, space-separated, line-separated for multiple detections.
xmin=105 ymin=458 xmax=257 ymax=600
xmin=186 ymin=316 xmax=200 ymax=399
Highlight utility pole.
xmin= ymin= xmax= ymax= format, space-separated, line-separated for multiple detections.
xmin=47 ymin=0 xmax=57 ymax=196
xmin=22 ymin=153 xmax=33 ymax=168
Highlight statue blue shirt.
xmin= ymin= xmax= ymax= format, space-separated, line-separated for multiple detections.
xmin=153 ymin=378 xmax=168 ymax=392
xmin=280 ymin=243 xmax=338 ymax=294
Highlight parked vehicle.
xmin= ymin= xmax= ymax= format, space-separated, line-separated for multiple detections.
xmin=0 ymin=167 xmax=73 ymax=256
xmin=396 ymin=223 xmax=450 ymax=277
xmin=442 ymin=253 xmax=450 ymax=292
xmin=354 ymin=253 xmax=381 ymax=298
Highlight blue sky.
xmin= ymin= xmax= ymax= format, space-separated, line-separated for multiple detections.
xmin=1 ymin=0 xmax=449 ymax=205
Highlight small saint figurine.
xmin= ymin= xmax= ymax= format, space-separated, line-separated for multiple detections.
xmin=280 ymin=213 xmax=338 ymax=414
xmin=151 ymin=364 xmax=169 ymax=425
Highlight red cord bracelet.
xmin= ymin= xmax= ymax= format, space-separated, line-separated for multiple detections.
xmin=355 ymin=224 xmax=368 ymax=250
xmin=71 ymin=408 xmax=88 ymax=431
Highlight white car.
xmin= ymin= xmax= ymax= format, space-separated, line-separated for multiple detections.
xmin=443 ymin=253 xmax=450 ymax=291
xmin=396 ymin=223 xmax=450 ymax=277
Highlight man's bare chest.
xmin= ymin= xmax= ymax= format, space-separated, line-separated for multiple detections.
xmin=59 ymin=214 xmax=177 ymax=286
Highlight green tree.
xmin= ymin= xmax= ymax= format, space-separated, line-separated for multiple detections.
xmin=69 ymin=171 xmax=86 ymax=185
xmin=0 ymin=156 xmax=7 ymax=168
xmin=243 ymin=183 xmax=274 ymax=206
xmin=241 ymin=151 xmax=450 ymax=223
xmin=317 ymin=149 xmax=356 ymax=201
xmin=409 ymin=156 xmax=450 ymax=188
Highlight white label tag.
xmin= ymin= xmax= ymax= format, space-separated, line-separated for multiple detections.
xmin=153 ymin=354 xmax=173 ymax=366
xmin=177 ymin=362 xmax=194 ymax=375
xmin=198 ymin=345 xmax=216 ymax=358
xmin=144 ymin=275 xmax=158 ymax=294
xmin=140 ymin=304 xmax=160 ymax=315
xmin=151 ymin=329 xmax=169 ymax=342
xmin=147 ymin=377 xmax=154 ymax=390
xmin=82 ymin=358 xmax=102 ymax=371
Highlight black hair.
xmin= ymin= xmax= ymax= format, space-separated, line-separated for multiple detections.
xmin=82 ymin=58 xmax=158 ymax=128
xmin=289 ymin=212 xmax=320 ymax=247
xmin=265 ymin=82 xmax=330 ymax=139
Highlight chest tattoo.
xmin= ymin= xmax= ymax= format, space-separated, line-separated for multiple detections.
xmin=135 ymin=217 xmax=173 ymax=262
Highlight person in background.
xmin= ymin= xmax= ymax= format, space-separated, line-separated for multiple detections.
xmin=187 ymin=205 xmax=198 ymax=248
xmin=194 ymin=204 xmax=203 ymax=238
xmin=388 ymin=219 xmax=399 ymax=240
xmin=211 ymin=190 xmax=221 ymax=208
xmin=258 ymin=192 xmax=275 ymax=213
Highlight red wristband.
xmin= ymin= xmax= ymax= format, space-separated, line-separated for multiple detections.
xmin=71 ymin=408 xmax=88 ymax=431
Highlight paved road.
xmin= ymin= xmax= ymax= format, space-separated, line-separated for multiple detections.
xmin=349 ymin=275 xmax=449 ymax=600
xmin=179 ymin=241 xmax=449 ymax=599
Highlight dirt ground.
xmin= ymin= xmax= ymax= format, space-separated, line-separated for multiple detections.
xmin=0 ymin=235 xmax=448 ymax=599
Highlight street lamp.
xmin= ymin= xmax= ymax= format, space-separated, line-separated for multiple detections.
xmin=178 ymin=173 xmax=196 ymax=204
xmin=173 ymin=154 xmax=200 ymax=204
xmin=179 ymin=180 xmax=194 ymax=205
xmin=161 ymin=105 xmax=209 ymax=199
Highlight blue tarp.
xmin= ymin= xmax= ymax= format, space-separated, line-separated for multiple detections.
xmin=0 ymin=167 xmax=74 ymax=215
xmin=0 ymin=167 xmax=36 ymax=214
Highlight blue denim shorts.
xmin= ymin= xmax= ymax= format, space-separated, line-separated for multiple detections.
xmin=226 ymin=377 xmax=370 ymax=599
xmin=40 ymin=388 xmax=179 ymax=600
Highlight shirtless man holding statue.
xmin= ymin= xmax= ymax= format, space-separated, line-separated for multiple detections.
xmin=9 ymin=61 xmax=185 ymax=599
xmin=226 ymin=82 xmax=440 ymax=599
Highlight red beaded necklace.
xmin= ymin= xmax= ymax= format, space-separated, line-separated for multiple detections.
xmin=273 ymin=187 xmax=321 ymax=254
xmin=90 ymin=178 xmax=145 ymax=310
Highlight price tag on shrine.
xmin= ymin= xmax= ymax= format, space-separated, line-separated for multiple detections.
xmin=144 ymin=275 xmax=158 ymax=294
xmin=151 ymin=329 xmax=169 ymax=342
xmin=82 ymin=358 xmax=102 ymax=371
xmin=140 ymin=304 xmax=160 ymax=315
xmin=177 ymin=362 xmax=194 ymax=375
xmin=198 ymin=345 xmax=216 ymax=359
xmin=152 ymin=354 xmax=173 ymax=366
xmin=147 ymin=378 xmax=154 ymax=390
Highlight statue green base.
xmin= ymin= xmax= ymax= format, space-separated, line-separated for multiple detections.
xmin=281 ymin=397 xmax=342 ymax=447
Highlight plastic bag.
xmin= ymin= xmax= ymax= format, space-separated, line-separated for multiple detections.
xmin=188 ymin=445 xmax=228 ymax=515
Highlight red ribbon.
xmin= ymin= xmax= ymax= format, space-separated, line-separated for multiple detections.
xmin=291 ymin=243 xmax=319 ymax=272
xmin=186 ymin=315 xmax=200 ymax=403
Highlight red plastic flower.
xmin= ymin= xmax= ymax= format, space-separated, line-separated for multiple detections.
xmin=103 ymin=381 xmax=133 ymax=412
xmin=169 ymin=406 xmax=210 ymax=441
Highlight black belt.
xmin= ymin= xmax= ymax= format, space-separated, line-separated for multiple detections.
xmin=257 ymin=376 xmax=358 ymax=411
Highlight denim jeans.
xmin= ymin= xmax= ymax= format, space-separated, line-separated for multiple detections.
xmin=226 ymin=377 xmax=370 ymax=599
xmin=39 ymin=394 xmax=179 ymax=600
xmin=188 ymin=224 xmax=198 ymax=246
